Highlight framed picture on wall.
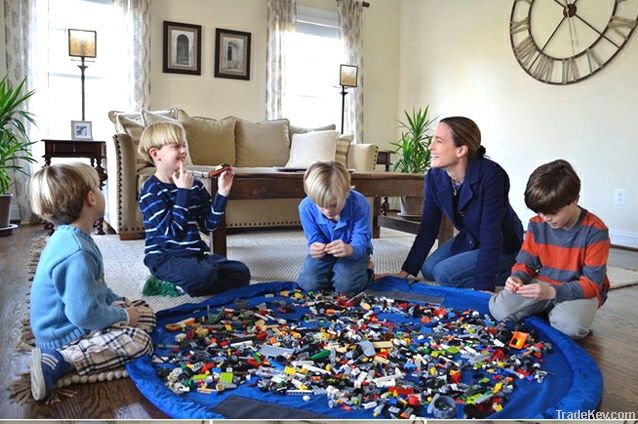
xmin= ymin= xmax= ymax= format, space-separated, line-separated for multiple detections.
xmin=214 ymin=28 xmax=251 ymax=80
xmin=71 ymin=120 xmax=93 ymax=140
xmin=163 ymin=21 xmax=202 ymax=75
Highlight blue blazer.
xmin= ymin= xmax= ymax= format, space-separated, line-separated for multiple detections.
xmin=402 ymin=157 xmax=524 ymax=290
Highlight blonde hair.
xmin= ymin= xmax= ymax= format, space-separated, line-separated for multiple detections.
xmin=303 ymin=161 xmax=352 ymax=207
xmin=30 ymin=162 xmax=100 ymax=225
xmin=138 ymin=122 xmax=186 ymax=163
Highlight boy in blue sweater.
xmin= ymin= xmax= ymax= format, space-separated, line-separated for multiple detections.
xmin=297 ymin=161 xmax=374 ymax=294
xmin=138 ymin=122 xmax=250 ymax=296
xmin=28 ymin=163 xmax=156 ymax=401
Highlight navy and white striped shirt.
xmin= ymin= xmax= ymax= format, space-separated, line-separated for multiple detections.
xmin=139 ymin=175 xmax=227 ymax=258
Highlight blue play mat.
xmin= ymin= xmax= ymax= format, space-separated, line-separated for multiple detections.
xmin=126 ymin=278 xmax=602 ymax=419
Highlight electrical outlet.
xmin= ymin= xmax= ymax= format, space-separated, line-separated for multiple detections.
xmin=613 ymin=188 xmax=626 ymax=206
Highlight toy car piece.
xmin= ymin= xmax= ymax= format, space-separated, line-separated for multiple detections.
xmin=208 ymin=163 xmax=232 ymax=177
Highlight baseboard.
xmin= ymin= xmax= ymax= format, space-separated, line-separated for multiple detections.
xmin=609 ymin=229 xmax=638 ymax=249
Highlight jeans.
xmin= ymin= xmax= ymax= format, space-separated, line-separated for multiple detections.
xmin=420 ymin=238 xmax=517 ymax=288
xmin=149 ymin=253 xmax=251 ymax=297
xmin=297 ymin=254 xmax=371 ymax=294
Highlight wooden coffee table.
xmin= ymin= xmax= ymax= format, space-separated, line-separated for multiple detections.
xmin=206 ymin=168 xmax=452 ymax=256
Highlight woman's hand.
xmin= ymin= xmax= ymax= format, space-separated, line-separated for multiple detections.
xmin=516 ymin=282 xmax=556 ymax=300
xmin=217 ymin=168 xmax=234 ymax=197
xmin=374 ymin=270 xmax=409 ymax=281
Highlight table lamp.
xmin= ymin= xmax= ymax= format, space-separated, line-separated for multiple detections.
xmin=68 ymin=29 xmax=97 ymax=121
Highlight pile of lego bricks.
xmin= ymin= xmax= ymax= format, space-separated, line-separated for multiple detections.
xmin=147 ymin=287 xmax=552 ymax=419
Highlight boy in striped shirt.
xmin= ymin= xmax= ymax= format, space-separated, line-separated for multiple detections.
xmin=489 ymin=160 xmax=609 ymax=339
xmin=138 ymin=122 xmax=250 ymax=296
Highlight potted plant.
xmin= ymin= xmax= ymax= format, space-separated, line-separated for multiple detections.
xmin=390 ymin=106 xmax=435 ymax=217
xmin=0 ymin=75 xmax=37 ymax=233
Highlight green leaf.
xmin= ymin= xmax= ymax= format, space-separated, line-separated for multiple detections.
xmin=389 ymin=106 xmax=436 ymax=174
xmin=0 ymin=75 xmax=37 ymax=194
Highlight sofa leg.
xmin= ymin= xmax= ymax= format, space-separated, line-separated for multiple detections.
xmin=118 ymin=231 xmax=145 ymax=241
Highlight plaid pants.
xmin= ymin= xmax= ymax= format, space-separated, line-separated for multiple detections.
xmin=60 ymin=300 xmax=156 ymax=375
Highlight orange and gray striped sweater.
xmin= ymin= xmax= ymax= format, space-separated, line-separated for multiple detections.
xmin=511 ymin=208 xmax=610 ymax=306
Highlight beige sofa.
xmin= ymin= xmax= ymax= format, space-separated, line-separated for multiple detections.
xmin=104 ymin=108 xmax=379 ymax=240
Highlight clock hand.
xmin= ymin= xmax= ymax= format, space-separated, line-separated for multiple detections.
xmin=528 ymin=15 xmax=567 ymax=70
xmin=551 ymin=0 xmax=621 ymax=49
xmin=572 ymin=13 xmax=621 ymax=48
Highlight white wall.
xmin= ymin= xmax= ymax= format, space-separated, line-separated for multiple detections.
xmin=149 ymin=0 xmax=401 ymax=145
xmin=0 ymin=0 xmax=6 ymax=75
xmin=150 ymin=0 xmax=268 ymax=120
xmin=399 ymin=0 xmax=638 ymax=247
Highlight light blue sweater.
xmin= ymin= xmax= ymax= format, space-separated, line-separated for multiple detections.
xmin=30 ymin=225 xmax=128 ymax=349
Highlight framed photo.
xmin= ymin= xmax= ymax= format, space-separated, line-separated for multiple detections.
xmin=163 ymin=21 xmax=202 ymax=75
xmin=215 ymin=28 xmax=251 ymax=80
xmin=71 ymin=120 xmax=93 ymax=140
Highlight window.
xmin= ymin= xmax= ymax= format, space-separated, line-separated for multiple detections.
xmin=31 ymin=0 xmax=129 ymax=160
xmin=286 ymin=6 xmax=345 ymax=128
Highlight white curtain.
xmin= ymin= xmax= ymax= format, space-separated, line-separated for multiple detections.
xmin=337 ymin=0 xmax=364 ymax=143
xmin=3 ymin=0 xmax=41 ymax=223
xmin=113 ymin=0 xmax=151 ymax=111
xmin=266 ymin=0 xmax=296 ymax=120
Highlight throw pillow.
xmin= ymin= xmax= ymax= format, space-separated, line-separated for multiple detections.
xmin=285 ymin=130 xmax=339 ymax=168
xmin=336 ymin=134 xmax=352 ymax=167
xmin=289 ymin=123 xmax=337 ymax=144
xmin=109 ymin=108 xmax=177 ymax=132
xmin=141 ymin=110 xmax=193 ymax=166
xmin=115 ymin=114 xmax=151 ymax=172
xmin=235 ymin=118 xmax=290 ymax=167
xmin=176 ymin=109 xmax=236 ymax=166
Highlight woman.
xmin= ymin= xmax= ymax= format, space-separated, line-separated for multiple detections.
xmin=385 ymin=116 xmax=523 ymax=291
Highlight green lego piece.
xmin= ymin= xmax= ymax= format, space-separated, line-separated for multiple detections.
xmin=220 ymin=372 xmax=234 ymax=383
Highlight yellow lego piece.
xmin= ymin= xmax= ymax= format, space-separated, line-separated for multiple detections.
xmin=284 ymin=366 xmax=297 ymax=375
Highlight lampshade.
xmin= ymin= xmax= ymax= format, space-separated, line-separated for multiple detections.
xmin=340 ymin=64 xmax=358 ymax=87
xmin=68 ymin=29 xmax=97 ymax=58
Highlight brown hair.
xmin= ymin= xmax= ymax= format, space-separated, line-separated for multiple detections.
xmin=303 ymin=161 xmax=352 ymax=208
xmin=440 ymin=116 xmax=485 ymax=160
xmin=30 ymin=162 xmax=100 ymax=225
xmin=525 ymin=159 xmax=581 ymax=214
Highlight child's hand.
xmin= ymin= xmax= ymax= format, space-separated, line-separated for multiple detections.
xmin=217 ymin=168 xmax=234 ymax=197
xmin=516 ymin=282 xmax=556 ymax=300
xmin=504 ymin=276 xmax=524 ymax=293
xmin=310 ymin=242 xmax=326 ymax=259
xmin=325 ymin=240 xmax=353 ymax=257
xmin=172 ymin=163 xmax=194 ymax=189
xmin=125 ymin=306 xmax=141 ymax=326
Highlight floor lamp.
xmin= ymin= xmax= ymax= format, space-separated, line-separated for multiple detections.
xmin=339 ymin=64 xmax=358 ymax=134
xmin=68 ymin=29 xmax=97 ymax=121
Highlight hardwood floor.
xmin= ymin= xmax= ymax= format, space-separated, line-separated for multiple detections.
xmin=1 ymin=224 xmax=637 ymax=418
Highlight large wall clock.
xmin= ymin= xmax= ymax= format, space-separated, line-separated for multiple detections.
xmin=510 ymin=0 xmax=638 ymax=85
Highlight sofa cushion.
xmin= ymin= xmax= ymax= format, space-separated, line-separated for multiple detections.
xmin=235 ymin=118 xmax=290 ymax=167
xmin=336 ymin=134 xmax=352 ymax=167
xmin=289 ymin=123 xmax=336 ymax=144
xmin=285 ymin=130 xmax=339 ymax=168
xmin=109 ymin=108 xmax=177 ymax=132
xmin=176 ymin=109 xmax=236 ymax=166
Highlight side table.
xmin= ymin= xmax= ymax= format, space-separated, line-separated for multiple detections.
xmin=41 ymin=139 xmax=107 ymax=235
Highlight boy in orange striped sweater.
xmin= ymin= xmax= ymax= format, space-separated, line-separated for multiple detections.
xmin=489 ymin=160 xmax=609 ymax=339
